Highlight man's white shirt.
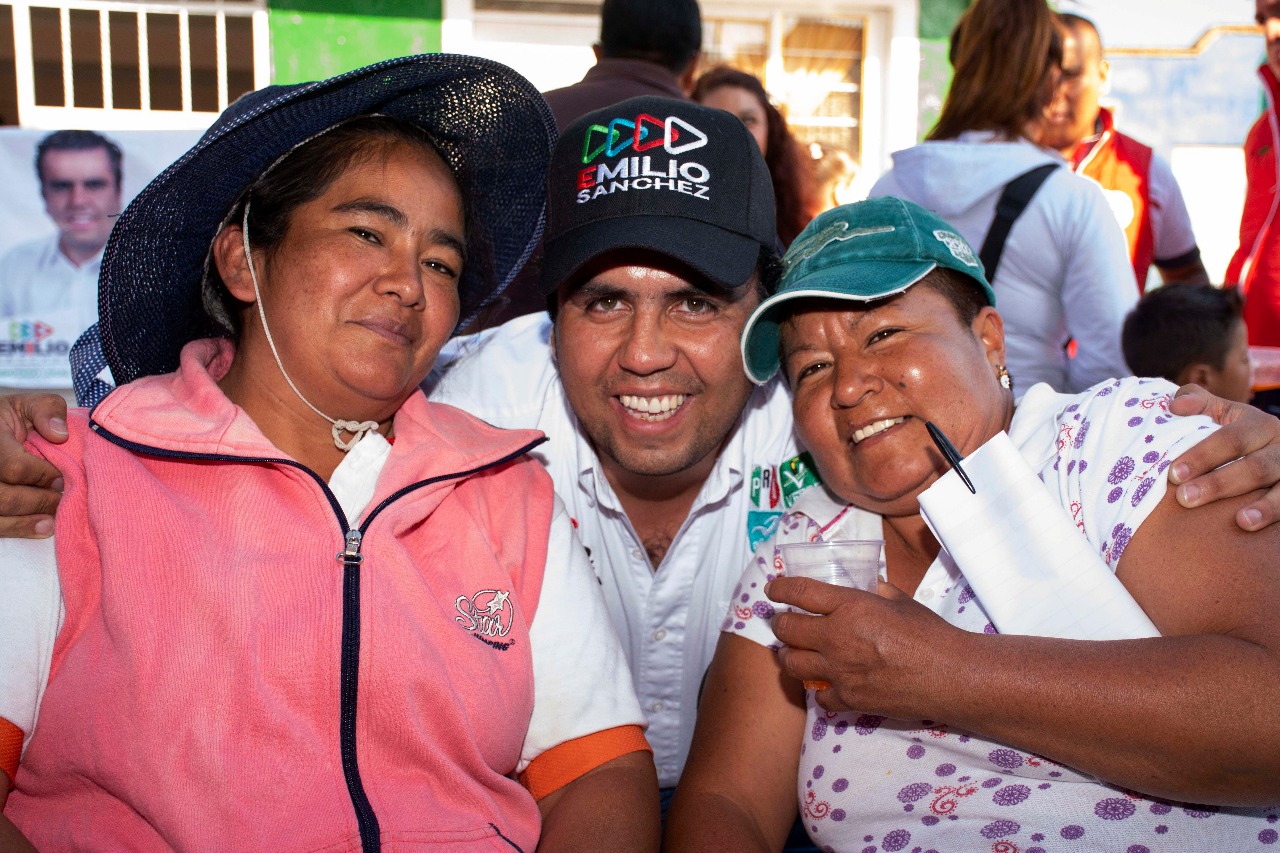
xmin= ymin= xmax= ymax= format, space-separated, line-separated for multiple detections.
xmin=426 ymin=313 xmax=806 ymax=787
xmin=0 ymin=234 xmax=102 ymax=337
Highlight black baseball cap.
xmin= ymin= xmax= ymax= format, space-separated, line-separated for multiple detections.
xmin=539 ymin=95 xmax=777 ymax=295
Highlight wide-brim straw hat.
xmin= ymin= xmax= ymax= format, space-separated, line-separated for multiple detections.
xmin=99 ymin=53 xmax=555 ymax=386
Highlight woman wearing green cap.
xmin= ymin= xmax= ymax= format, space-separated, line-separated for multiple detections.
xmin=666 ymin=197 xmax=1280 ymax=851
xmin=0 ymin=56 xmax=657 ymax=851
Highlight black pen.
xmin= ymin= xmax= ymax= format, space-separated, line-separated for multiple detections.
xmin=925 ymin=421 xmax=976 ymax=495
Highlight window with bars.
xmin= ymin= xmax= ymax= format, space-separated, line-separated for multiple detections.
xmin=2 ymin=0 xmax=268 ymax=129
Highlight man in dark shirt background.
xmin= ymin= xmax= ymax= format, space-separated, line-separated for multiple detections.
xmin=542 ymin=0 xmax=702 ymax=132
xmin=487 ymin=0 xmax=704 ymax=324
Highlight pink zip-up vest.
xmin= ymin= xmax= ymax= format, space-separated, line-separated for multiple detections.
xmin=6 ymin=339 xmax=554 ymax=852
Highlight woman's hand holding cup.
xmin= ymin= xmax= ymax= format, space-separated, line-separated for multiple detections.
xmin=772 ymin=540 xmax=881 ymax=690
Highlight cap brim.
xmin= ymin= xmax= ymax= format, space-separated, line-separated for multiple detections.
xmin=740 ymin=259 xmax=935 ymax=384
xmin=540 ymin=213 xmax=765 ymax=296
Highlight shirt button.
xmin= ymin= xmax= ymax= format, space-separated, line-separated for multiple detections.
xmin=631 ymin=548 xmax=642 ymax=560
xmin=650 ymin=701 xmax=664 ymax=713
xmin=653 ymin=628 xmax=667 ymax=641
xmin=918 ymin=588 xmax=934 ymax=601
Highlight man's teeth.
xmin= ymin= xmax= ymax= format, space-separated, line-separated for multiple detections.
xmin=852 ymin=417 xmax=905 ymax=444
xmin=619 ymin=394 xmax=687 ymax=422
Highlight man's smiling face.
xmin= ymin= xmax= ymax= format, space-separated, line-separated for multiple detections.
xmin=552 ymin=250 xmax=760 ymax=483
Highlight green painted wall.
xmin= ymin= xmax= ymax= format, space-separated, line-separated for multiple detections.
xmin=268 ymin=0 xmax=443 ymax=84
xmin=917 ymin=0 xmax=969 ymax=139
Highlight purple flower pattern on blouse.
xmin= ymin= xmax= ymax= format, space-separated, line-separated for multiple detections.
xmin=717 ymin=379 xmax=1277 ymax=850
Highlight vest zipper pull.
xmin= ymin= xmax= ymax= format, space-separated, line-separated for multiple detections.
xmin=337 ymin=528 xmax=363 ymax=565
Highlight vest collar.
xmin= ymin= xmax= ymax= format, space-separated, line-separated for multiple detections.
xmin=92 ymin=338 xmax=547 ymax=494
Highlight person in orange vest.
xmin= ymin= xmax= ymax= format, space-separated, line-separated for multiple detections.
xmin=1040 ymin=13 xmax=1209 ymax=293
xmin=1226 ymin=0 xmax=1280 ymax=372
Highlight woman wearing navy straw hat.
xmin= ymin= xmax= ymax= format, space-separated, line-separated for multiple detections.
xmin=0 ymin=55 xmax=657 ymax=851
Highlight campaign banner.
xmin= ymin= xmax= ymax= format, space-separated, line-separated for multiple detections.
xmin=0 ymin=127 xmax=204 ymax=389
xmin=0 ymin=312 xmax=79 ymax=388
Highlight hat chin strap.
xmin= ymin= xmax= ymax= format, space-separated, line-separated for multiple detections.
xmin=241 ymin=201 xmax=379 ymax=452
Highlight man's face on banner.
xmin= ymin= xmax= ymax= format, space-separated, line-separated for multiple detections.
xmin=39 ymin=147 xmax=121 ymax=264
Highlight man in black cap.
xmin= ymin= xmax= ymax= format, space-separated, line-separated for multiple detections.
xmin=427 ymin=96 xmax=800 ymax=799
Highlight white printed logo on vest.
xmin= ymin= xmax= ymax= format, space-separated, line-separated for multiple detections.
xmin=455 ymin=589 xmax=517 ymax=650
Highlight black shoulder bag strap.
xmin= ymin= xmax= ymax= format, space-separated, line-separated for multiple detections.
xmin=979 ymin=162 xmax=1060 ymax=282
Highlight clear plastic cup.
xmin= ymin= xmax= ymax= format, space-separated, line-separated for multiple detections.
xmin=777 ymin=539 xmax=882 ymax=596
xmin=776 ymin=539 xmax=883 ymax=691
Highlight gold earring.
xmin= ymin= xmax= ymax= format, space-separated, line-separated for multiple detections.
xmin=997 ymin=365 xmax=1012 ymax=390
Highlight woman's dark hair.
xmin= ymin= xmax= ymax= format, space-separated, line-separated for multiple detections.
xmin=203 ymin=114 xmax=490 ymax=337
xmin=692 ymin=66 xmax=819 ymax=248
xmin=919 ymin=266 xmax=988 ymax=326
xmin=927 ymin=0 xmax=1062 ymax=142
xmin=1122 ymin=284 xmax=1245 ymax=382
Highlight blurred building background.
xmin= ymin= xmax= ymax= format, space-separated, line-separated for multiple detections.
xmin=0 ymin=0 xmax=1267 ymax=278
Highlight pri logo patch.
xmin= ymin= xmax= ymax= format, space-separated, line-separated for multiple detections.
xmin=932 ymin=230 xmax=981 ymax=269
xmin=576 ymin=112 xmax=712 ymax=204
xmin=455 ymin=589 xmax=517 ymax=650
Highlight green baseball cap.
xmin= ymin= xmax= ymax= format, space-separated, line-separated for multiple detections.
xmin=740 ymin=196 xmax=996 ymax=384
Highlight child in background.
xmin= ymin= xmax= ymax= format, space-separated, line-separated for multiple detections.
xmin=1122 ymin=284 xmax=1253 ymax=403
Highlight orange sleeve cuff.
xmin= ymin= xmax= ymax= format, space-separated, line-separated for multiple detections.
xmin=0 ymin=717 xmax=23 ymax=792
xmin=518 ymin=725 xmax=652 ymax=801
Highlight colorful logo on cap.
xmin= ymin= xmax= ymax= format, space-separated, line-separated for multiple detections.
xmin=575 ymin=111 xmax=715 ymax=204
xmin=581 ymin=113 xmax=708 ymax=164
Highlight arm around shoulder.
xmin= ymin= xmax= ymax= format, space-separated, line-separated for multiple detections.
xmin=1167 ymin=385 xmax=1280 ymax=530
xmin=0 ymin=393 xmax=73 ymax=538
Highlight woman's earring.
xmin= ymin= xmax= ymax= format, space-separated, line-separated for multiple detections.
xmin=997 ymin=365 xmax=1012 ymax=390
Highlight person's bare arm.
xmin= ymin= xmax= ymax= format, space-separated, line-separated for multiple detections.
xmin=769 ymin=487 xmax=1280 ymax=807
xmin=0 ymin=393 xmax=70 ymax=538
xmin=663 ymin=634 xmax=806 ymax=853
xmin=1168 ymin=384 xmax=1280 ymax=530
xmin=1155 ymin=256 xmax=1211 ymax=286
xmin=535 ymin=750 xmax=659 ymax=852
